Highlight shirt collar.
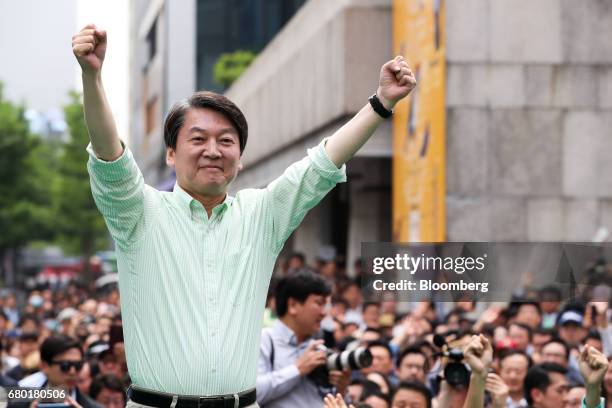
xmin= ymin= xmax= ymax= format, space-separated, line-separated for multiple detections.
xmin=275 ymin=320 xmax=299 ymax=346
xmin=172 ymin=183 xmax=234 ymax=217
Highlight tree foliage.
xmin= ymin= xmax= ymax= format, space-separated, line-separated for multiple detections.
xmin=0 ymin=83 xmax=54 ymax=253
xmin=53 ymin=91 xmax=108 ymax=260
xmin=213 ymin=50 xmax=258 ymax=88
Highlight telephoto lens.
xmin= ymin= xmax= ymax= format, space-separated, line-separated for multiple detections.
xmin=308 ymin=345 xmax=374 ymax=387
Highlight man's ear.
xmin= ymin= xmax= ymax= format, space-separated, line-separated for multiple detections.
xmin=531 ymin=388 xmax=543 ymax=404
xmin=166 ymin=147 xmax=176 ymax=168
xmin=238 ymin=161 xmax=243 ymax=172
xmin=287 ymin=298 xmax=300 ymax=316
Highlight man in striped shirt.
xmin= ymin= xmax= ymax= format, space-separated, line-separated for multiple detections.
xmin=72 ymin=23 xmax=416 ymax=408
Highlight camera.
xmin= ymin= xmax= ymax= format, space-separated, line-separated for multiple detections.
xmin=433 ymin=334 xmax=470 ymax=388
xmin=308 ymin=344 xmax=373 ymax=388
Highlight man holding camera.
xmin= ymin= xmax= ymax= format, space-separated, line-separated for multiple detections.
xmin=256 ymin=271 xmax=350 ymax=407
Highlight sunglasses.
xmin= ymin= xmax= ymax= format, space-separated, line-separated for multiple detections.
xmin=51 ymin=360 xmax=84 ymax=373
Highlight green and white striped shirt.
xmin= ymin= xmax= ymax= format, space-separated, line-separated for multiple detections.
xmin=86 ymin=139 xmax=345 ymax=396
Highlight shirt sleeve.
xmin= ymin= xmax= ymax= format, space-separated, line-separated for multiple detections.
xmin=255 ymin=331 xmax=302 ymax=405
xmin=582 ymin=396 xmax=605 ymax=408
xmin=86 ymin=143 xmax=146 ymax=251
xmin=264 ymin=138 xmax=346 ymax=253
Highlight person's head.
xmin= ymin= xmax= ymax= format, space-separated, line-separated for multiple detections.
xmin=363 ymin=392 xmax=390 ymax=408
xmin=164 ymin=91 xmax=248 ymax=197
xmin=557 ymin=310 xmax=587 ymax=347
xmin=499 ymin=350 xmax=531 ymax=396
xmin=391 ymin=381 xmax=432 ymax=408
xmin=287 ymin=252 xmax=305 ymax=271
xmin=540 ymin=339 xmax=570 ymax=368
xmin=515 ymin=302 xmax=542 ymax=329
xmin=89 ymin=374 xmax=126 ymax=408
xmin=341 ymin=281 xmax=363 ymax=309
xmin=18 ymin=313 xmax=40 ymax=333
xmin=18 ymin=331 xmax=40 ymax=357
xmin=348 ymin=379 xmax=365 ymax=404
xmin=76 ymin=361 xmax=92 ymax=396
xmin=98 ymin=348 xmax=121 ymax=377
xmin=363 ymin=302 xmax=382 ymax=329
xmin=563 ymin=385 xmax=585 ymax=408
xmin=524 ymin=363 xmax=569 ymax=408
xmin=508 ymin=323 xmax=532 ymax=351
xmin=397 ymin=347 xmax=428 ymax=383
xmin=275 ymin=270 xmax=331 ymax=340
xmin=364 ymin=341 xmax=394 ymax=376
xmin=366 ymin=372 xmax=392 ymax=395
xmin=361 ymin=328 xmax=382 ymax=344
xmin=39 ymin=335 xmax=84 ymax=390
xmin=533 ymin=329 xmax=554 ymax=353
xmin=540 ymin=286 xmax=562 ymax=314
xmin=584 ymin=330 xmax=603 ymax=353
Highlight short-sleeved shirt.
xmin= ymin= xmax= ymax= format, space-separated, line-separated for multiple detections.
xmin=86 ymin=139 xmax=346 ymax=396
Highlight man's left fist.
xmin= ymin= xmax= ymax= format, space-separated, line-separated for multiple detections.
xmin=377 ymin=55 xmax=417 ymax=110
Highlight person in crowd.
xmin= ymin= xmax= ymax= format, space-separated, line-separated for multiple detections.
xmin=89 ymin=374 xmax=126 ymax=408
xmin=256 ymin=270 xmax=350 ymax=407
xmin=498 ymin=350 xmax=531 ymax=408
xmin=396 ymin=347 xmax=428 ymax=384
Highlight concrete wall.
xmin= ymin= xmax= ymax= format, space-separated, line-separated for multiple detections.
xmin=225 ymin=0 xmax=393 ymax=170
xmin=445 ymin=0 xmax=612 ymax=241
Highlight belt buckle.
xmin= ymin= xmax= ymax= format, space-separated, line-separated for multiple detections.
xmin=196 ymin=395 xmax=235 ymax=408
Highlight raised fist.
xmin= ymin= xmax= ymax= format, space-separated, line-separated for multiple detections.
xmin=377 ymin=55 xmax=417 ymax=110
xmin=72 ymin=24 xmax=107 ymax=74
xmin=463 ymin=334 xmax=493 ymax=378
xmin=579 ymin=345 xmax=609 ymax=387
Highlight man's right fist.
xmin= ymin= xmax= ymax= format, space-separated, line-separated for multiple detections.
xmin=72 ymin=24 xmax=107 ymax=74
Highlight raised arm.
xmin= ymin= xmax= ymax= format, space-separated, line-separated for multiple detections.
xmin=72 ymin=24 xmax=123 ymax=161
xmin=324 ymin=55 xmax=417 ymax=167
xmin=462 ymin=334 xmax=493 ymax=408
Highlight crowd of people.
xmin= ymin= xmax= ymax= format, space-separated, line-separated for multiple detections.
xmin=1 ymin=284 xmax=127 ymax=408
xmin=1 ymin=250 xmax=611 ymax=408
xmin=259 ymin=252 xmax=612 ymax=408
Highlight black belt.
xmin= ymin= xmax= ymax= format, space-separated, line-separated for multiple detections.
xmin=127 ymin=386 xmax=256 ymax=408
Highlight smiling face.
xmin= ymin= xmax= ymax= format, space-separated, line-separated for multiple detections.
xmin=166 ymin=108 xmax=242 ymax=197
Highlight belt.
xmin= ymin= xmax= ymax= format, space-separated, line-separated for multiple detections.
xmin=127 ymin=386 xmax=256 ymax=408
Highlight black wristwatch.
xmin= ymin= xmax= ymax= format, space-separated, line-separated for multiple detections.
xmin=369 ymin=93 xmax=393 ymax=118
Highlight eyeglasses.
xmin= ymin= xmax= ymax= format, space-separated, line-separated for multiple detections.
xmin=51 ymin=360 xmax=84 ymax=373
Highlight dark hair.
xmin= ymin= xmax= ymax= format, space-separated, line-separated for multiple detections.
xmin=367 ymin=340 xmax=393 ymax=359
xmin=288 ymin=252 xmax=305 ymax=263
xmin=509 ymin=322 xmax=533 ymax=341
xmin=499 ymin=349 xmax=532 ymax=369
xmin=89 ymin=374 xmax=126 ymax=400
xmin=541 ymin=338 xmax=570 ymax=360
xmin=524 ymin=363 xmax=568 ymax=404
xmin=392 ymin=381 xmax=433 ymax=408
xmin=518 ymin=301 xmax=542 ymax=315
xmin=397 ymin=347 xmax=429 ymax=372
xmin=275 ymin=270 xmax=331 ymax=317
xmin=40 ymin=335 xmax=83 ymax=364
xmin=585 ymin=330 xmax=602 ymax=342
xmin=363 ymin=302 xmax=381 ymax=312
xmin=539 ymin=285 xmax=562 ymax=301
xmin=163 ymin=91 xmax=248 ymax=153
xmin=18 ymin=313 xmax=40 ymax=328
